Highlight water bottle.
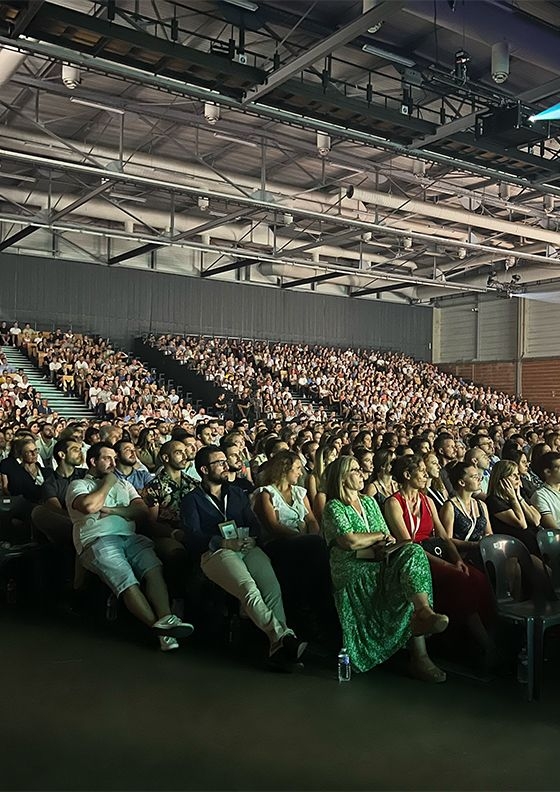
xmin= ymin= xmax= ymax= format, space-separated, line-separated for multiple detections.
xmin=337 ymin=647 xmax=351 ymax=682
xmin=517 ymin=647 xmax=528 ymax=684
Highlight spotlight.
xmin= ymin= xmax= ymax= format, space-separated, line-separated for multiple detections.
xmin=317 ymin=132 xmax=331 ymax=157
xmin=402 ymin=237 xmax=413 ymax=250
xmin=282 ymin=212 xmax=293 ymax=225
xmin=62 ymin=63 xmax=81 ymax=90
xmin=198 ymin=196 xmax=209 ymax=211
xmin=491 ymin=42 xmax=509 ymax=84
xmin=457 ymin=246 xmax=467 ymax=259
xmin=454 ymin=50 xmax=470 ymax=82
xmin=204 ymin=102 xmax=220 ymax=124
xmin=505 ymin=255 xmax=516 ymax=270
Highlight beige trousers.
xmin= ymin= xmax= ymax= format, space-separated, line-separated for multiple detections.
xmin=201 ymin=546 xmax=291 ymax=650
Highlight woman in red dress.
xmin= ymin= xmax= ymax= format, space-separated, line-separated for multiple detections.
xmin=384 ymin=454 xmax=495 ymax=663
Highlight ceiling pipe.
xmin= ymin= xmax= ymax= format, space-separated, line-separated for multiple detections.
xmin=348 ymin=187 xmax=560 ymax=246
xmin=0 ymin=46 xmax=27 ymax=87
xmin=2 ymin=126 xmax=560 ymax=248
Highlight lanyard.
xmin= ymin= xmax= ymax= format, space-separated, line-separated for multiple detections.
xmin=201 ymin=489 xmax=228 ymax=519
xmin=454 ymin=497 xmax=477 ymax=541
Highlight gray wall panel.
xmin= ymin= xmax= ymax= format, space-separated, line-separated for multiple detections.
xmin=0 ymin=253 xmax=432 ymax=357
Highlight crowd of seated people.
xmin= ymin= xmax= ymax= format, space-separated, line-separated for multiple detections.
xmin=150 ymin=333 xmax=555 ymax=427
xmin=2 ymin=328 xmax=560 ymax=682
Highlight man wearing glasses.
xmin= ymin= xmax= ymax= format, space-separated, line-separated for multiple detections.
xmin=180 ymin=445 xmax=306 ymax=670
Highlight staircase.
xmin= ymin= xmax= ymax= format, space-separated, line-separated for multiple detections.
xmin=1 ymin=346 xmax=95 ymax=421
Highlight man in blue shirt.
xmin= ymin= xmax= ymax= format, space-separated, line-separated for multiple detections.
xmin=181 ymin=445 xmax=305 ymax=670
xmin=114 ymin=439 xmax=155 ymax=492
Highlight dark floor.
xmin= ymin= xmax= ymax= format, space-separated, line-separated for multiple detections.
xmin=2 ymin=606 xmax=560 ymax=792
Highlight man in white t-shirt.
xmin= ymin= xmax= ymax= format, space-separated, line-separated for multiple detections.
xmin=531 ymin=452 xmax=560 ymax=529
xmin=9 ymin=321 xmax=21 ymax=346
xmin=66 ymin=442 xmax=193 ymax=651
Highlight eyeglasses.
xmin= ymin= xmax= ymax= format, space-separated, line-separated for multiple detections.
xmin=348 ymin=467 xmax=362 ymax=473
xmin=208 ymin=459 xmax=228 ymax=468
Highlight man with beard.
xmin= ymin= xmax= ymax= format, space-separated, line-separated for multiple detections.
xmin=35 ymin=422 xmax=56 ymax=468
xmin=143 ymin=440 xmax=197 ymax=599
xmin=114 ymin=439 xmax=155 ymax=491
xmin=181 ymin=445 xmax=305 ymax=670
xmin=32 ymin=438 xmax=87 ymax=544
xmin=67 ymin=442 xmax=193 ymax=652
xmin=220 ymin=438 xmax=254 ymax=495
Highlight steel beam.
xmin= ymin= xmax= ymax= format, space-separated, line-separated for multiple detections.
xmin=108 ymin=207 xmax=260 ymax=265
xmin=281 ymin=272 xmax=340 ymax=289
xmin=3 ymin=34 xmax=558 ymax=189
xmin=201 ymin=258 xmax=257 ymax=278
xmin=0 ymin=181 xmax=111 ymax=252
xmin=243 ymin=1 xmax=404 ymax=104
xmin=351 ymin=282 xmax=410 ymax=297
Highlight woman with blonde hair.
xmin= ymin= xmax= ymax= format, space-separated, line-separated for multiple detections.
xmin=322 ymin=455 xmax=448 ymax=681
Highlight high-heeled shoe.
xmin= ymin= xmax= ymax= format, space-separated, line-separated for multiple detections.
xmin=410 ymin=608 xmax=449 ymax=637
xmin=409 ymin=658 xmax=447 ymax=683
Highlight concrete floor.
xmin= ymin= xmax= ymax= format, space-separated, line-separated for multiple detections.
xmin=1 ymin=609 xmax=559 ymax=792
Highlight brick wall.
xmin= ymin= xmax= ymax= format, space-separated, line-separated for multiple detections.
xmin=441 ymin=358 xmax=560 ymax=413
xmin=441 ymin=361 xmax=517 ymax=394
xmin=522 ymin=359 xmax=560 ymax=413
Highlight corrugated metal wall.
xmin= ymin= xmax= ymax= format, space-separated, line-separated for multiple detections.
xmin=434 ymin=297 xmax=517 ymax=363
xmin=524 ymin=300 xmax=560 ymax=358
xmin=0 ymin=253 xmax=432 ymax=356
xmin=477 ymin=299 xmax=517 ymax=360
xmin=435 ymin=302 xmax=477 ymax=362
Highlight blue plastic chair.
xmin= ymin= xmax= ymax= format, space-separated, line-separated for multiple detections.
xmin=479 ymin=534 xmax=560 ymax=701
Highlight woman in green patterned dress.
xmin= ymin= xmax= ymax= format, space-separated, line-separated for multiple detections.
xmin=322 ymin=456 xmax=448 ymax=682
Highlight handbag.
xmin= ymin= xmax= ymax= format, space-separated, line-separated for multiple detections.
xmin=420 ymin=536 xmax=450 ymax=560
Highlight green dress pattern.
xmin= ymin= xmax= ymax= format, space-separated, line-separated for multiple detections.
xmin=323 ymin=496 xmax=433 ymax=673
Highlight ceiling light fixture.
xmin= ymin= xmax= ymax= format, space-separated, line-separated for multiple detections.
xmin=69 ymin=97 xmax=124 ymax=114
xmin=61 ymin=63 xmax=81 ymax=90
xmin=204 ymin=102 xmax=220 ymax=125
xmin=361 ymin=44 xmax=415 ymax=68
xmin=317 ymin=131 xmax=331 ymax=157
xmin=222 ymin=0 xmax=258 ymax=11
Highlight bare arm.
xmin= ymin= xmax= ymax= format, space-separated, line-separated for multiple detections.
xmin=72 ymin=473 xmax=117 ymax=515
xmin=302 ymin=495 xmax=320 ymax=535
xmin=253 ymin=490 xmax=299 ymax=539
xmin=383 ymin=496 xmax=412 ymax=542
xmin=100 ymin=497 xmax=149 ymax=521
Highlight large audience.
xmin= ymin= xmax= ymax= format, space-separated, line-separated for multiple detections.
xmin=151 ymin=333 xmax=554 ymax=427
xmin=1 ymin=323 xmax=560 ymax=683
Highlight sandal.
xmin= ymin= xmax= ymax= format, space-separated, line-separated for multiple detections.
xmin=410 ymin=608 xmax=449 ymax=637
xmin=409 ymin=658 xmax=447 ymax=684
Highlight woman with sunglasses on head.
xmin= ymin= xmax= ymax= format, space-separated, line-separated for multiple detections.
xmin=384 ymin=454 xmax=496 ymax=666
xmin=322 ymin=455 xmax=448 ymax=683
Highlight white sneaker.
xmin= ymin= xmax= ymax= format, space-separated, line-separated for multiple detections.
xmin=159 ymin=635 xmax=179 ymax=652
xmin=152 ymin=613 xmax=194 ymax=639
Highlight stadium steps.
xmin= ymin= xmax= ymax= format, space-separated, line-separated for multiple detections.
xmin=1 ymin=345 xmax=95 ymax=421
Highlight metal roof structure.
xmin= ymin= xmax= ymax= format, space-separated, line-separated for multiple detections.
xmin=1 ymin=0 xmax=560 ymax=304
